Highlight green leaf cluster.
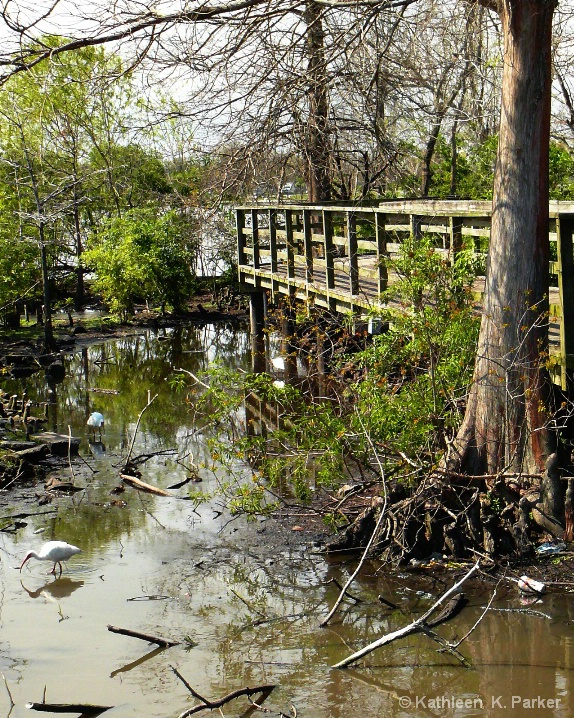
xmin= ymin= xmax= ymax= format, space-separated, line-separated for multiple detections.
xmin=83 ymin=208 xmax=197 ymax=318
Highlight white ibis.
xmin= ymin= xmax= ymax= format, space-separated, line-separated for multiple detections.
xmin=20 ymin=541 xmax=81 ymax=576
xmin=87 ymin=411 xmax=105 ymax=439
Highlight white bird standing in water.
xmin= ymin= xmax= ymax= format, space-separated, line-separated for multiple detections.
xmin=87 ymin=411 xmax=105 ymax=439
xmin=20 ymin=541 xmax=81 ymax=576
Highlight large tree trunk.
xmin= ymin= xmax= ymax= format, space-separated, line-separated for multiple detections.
xmin=304 ymin=1 xmax=332 ymax=202
xmin=39 ymin=223 xmax=55 ymax=353
xmin=451 ymin=0 xmax=557 ymax=477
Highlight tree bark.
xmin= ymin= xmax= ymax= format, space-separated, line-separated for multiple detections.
xmin=450 ymin=0 xmax=557 ymax=477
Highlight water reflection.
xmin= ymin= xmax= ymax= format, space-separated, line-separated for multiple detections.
xmin=21 ymin=577 xmax=85 ymax=600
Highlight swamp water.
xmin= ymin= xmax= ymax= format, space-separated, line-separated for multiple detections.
xmin=0 ymin=323 xmax=573 ymax=717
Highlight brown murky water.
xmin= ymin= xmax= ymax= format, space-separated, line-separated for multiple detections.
xmin=1 ymin=323 xmax=574 ymax=717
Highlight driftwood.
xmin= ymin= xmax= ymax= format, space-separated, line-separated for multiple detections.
xmin=171 ymin=666 xmax=275 ymax=718
xmin=332 ymin=561 xmax=480 ymax=668
xmin=26 ymin=703 xmax=112 ymax=714
xmin=107 ymin=624 xmax=179 ymax=647
xmin=120 ymin=474 xmax=173 ymax=497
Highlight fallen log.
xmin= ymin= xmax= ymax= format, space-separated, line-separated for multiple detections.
xmin=120 ymin=474 xmax=173 ymax=497
xmin=26 ymin=702 xmax=112 ymax=714
xmin=107 ymin=624 xmax=179 ymax=647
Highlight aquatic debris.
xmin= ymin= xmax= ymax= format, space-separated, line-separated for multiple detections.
xmin=107 ymin=624 xmax=179 ymax=647
xmin=120 ymin=473 xmax=173 ymax=497
xmin=536 ymin=541 xmax=567 ymax=555
xmin=517 ymin=576 xmax=546 ymax=594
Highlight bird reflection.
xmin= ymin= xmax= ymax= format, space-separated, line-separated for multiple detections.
xmin=89 ymin=440 xmax=106 ymax=457
xmin=21 ymin=577 xmax=85 ymax=600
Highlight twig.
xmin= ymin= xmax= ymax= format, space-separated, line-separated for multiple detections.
xmin=448 ymin=585 xmax=499 ymax=649
xmin=1 ymin=672 xmax=14 ymax=708
xmin=67 ymin=426 xmax=76 ymax=484
xmin=107 ymin=624 xmax=179 ymax=647
xmin=230 ymin=588 xmax=268 ymax=618
xmin=332 ymin=561 xmax=480 ymax=668
xmin=319 ymin=412 xmax=388 ymax=627
xmin=123 ymin=393 xmax=158 ymax=469
xmin=174 ymin=367 xmax=211 ymax=390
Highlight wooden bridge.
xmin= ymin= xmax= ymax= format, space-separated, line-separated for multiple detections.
xmin=236 ymin=199 xmax=574 ymax=388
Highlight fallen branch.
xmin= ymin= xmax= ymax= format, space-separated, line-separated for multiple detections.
xmin=1 ymin=671 xmax=14 ymax=708
xmin=127 ymin=449 xmax=178 ymax=468
xmin=171 ymin=665 xmax=275 ymax=717
xmin=332 ymin=560 xmax=480 ymax=668
xmin=107 ymin=624 xmax=179 ymax=647
xmin=120 ymin=474 xmax=173 ymax=497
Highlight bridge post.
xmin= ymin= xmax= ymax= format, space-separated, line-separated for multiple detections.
xmin=249 ymin=291 xmax=266 ymax=374
xmin=410 ymin=214 xmax=423 ymax=239
xmin=303 ymin=209 xmax=314 ymax=283
xmin=323 ymin=209 xmax=335 ymax=292
xmin=236 ymin=209 xmax=247 ymax=273
xmin=285 ymin=209 xmax=295 ymax=280
xmin=348 ymin=212 xmax=359 ymax=295
xmin=269 ymin=208 xmax=278 ymax=273
xmin=557 ymin=213 xmax=574 ymax=389
xmin=449 ymin=216 xmax=464 ymax=260
xmin=375 ymin=211 xmax=388 ymax=295
xmin=250 ymin=208 xmax=260 ymax=269
xmin=280 ymin=299 xmax=297 ymax=380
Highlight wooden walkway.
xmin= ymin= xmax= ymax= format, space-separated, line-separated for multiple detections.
xmin=236 ymin=199 xmax=574 ymax=388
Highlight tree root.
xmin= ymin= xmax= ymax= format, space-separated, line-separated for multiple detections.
xmin=323 ymin=470 xmax=554 ymax=563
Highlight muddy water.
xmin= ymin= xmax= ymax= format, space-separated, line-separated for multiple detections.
xmin=1 ymin=323 xmax=574 ymax=717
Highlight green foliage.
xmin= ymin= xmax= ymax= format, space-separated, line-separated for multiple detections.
xmin=549 ymin=143 xmax=574 ymax=200
xmin=355 ymin=237 xmax=479 ymax=458
xmin=425 ymin=135 xmax=574 ymax=201
xmin=83 ymin=207 xmax=197 ymax=317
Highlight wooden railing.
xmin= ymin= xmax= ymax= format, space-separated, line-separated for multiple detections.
xmin=236 ymin=199 xmax=574 ymax=388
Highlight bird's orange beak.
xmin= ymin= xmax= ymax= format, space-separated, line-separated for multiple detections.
xmin=20 ymin=554 xmax=31 ymax=572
